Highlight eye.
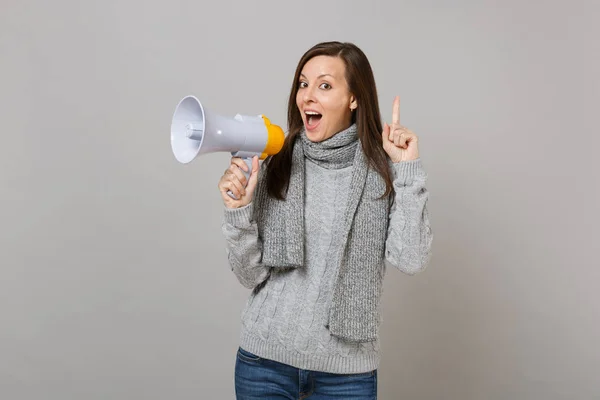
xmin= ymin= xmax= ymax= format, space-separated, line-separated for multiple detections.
xmin=298 ymin=81 xmax=308 ymax=88
xmin=319 ymin=83 xmax=332 ymax=90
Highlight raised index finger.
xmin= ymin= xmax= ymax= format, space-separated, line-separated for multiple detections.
xmin=392 ymin=95 xmax=400 ymax=125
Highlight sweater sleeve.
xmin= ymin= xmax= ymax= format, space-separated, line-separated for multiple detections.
xmin=384 ymin=158 xmax=433 ymax=275
xmin=221 ymin=202 xmax=271 ymax=289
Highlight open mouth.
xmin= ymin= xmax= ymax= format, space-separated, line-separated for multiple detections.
xmin=305 ymin=111 xmax=322 ymax=129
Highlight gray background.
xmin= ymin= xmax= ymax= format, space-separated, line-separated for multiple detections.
xmin=1 ymin=0 xmax=598 ymax=399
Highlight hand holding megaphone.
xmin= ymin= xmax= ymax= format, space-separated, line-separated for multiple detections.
xmin=170 ymin=95 xmax=285 ymax=201
xmin=218 ymin=155 xmax=260 ymax=208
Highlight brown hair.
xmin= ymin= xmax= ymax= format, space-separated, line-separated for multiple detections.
xmin=265 ymin=41 xmax=393 ymax=199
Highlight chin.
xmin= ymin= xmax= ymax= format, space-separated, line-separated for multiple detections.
xmin=304 ymin=124 xmax=332 ymax=143
xmin=301 ymin=120 xmax=322 ymax=141
xmin=304 ymin=129 xmax=328 ymax=142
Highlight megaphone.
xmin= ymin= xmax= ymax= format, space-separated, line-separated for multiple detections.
xmin=170 ymin=95 xmax=285 ymax=199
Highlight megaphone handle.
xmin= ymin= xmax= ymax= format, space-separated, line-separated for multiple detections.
xmin=226 ymin=157 xmax=253 ymax=200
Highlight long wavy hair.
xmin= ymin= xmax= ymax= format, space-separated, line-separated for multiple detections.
xmin=264 ymin=41 xmax=393 ymax=199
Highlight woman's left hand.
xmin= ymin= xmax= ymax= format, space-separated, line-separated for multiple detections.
xmin=382 ymin=96 xmax=419 ymax=162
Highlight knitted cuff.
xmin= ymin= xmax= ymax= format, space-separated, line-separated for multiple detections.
xmin=392 ymin=158 xmax=427 ymax=186
xmin=223 ymin=202 xmax=254 ymax=228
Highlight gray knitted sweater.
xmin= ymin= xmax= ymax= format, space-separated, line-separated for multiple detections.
xmin=221 ymin=157 xmax=432 ymax=374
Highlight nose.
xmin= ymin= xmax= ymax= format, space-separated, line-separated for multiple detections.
xmin=302 ymin=85 xmax=316 ymax=104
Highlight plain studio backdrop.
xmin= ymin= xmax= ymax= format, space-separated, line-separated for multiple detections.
xmin=1 ymin=0 xmax=598 ymax=399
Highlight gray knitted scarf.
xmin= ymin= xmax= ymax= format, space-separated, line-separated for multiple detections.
xmin=253 ymin=123 xmax=391 ymax=342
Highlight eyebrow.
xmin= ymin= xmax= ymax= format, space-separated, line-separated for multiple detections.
xmin=300 ymin=73 xmax=336 ymax=80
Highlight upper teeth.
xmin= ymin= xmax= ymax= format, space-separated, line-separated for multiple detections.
xmin=306 ymin=111 xmax=320 ymax=115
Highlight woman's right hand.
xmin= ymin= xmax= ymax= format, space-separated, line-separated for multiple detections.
xmin=218 ymin=156 xmax=260 ymax=209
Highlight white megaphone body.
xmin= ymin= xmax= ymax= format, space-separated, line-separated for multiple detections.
xmin=170 ymin=95 xmax=285 ymax=199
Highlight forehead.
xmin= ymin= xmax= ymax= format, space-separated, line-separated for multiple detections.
xmin=301 ymin=55 xmax=346 ymax=79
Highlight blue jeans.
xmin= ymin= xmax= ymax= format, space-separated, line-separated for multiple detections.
xmin=234 ymin=347 xmax=377 ymax=399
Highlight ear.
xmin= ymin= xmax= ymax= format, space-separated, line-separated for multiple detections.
xmin=350 ymin=95 xmax=358 ymax=111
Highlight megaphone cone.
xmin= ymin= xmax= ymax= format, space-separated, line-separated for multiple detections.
xmin=171 ymin=95 xmax=285 ymax=199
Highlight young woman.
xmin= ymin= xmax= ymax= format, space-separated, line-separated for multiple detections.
xmin=218 ymin=41 xmax=433 ymax=399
